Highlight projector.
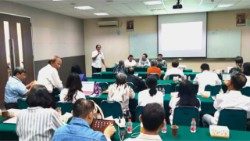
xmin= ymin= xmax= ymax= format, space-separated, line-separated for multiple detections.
xmin=173 ymin=4 xmax=182 ymax=9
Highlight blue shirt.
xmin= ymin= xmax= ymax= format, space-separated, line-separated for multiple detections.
xmin=4 ymin=76 xmax=28 ymax=103
xmin=52 ymin=117 xmax=107 ymax=141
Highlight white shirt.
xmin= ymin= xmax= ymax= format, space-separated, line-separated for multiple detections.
xmin=193 ymin=70 xmax=222 ymax=93
xmin=59 ymin=88 xmax=86 ymax=103
xmin=138 ymin=89 xmax=164 ymax=106
xmin=138 ymin=59 xmax=150 ymax=67
xmin=17 ymin=107 xmax=63 ymax=141
xmin=124 ymin=59 xmax=137 ymax=68
xmin=107 ymin=84 xmax=135 ymax=111
xmin=37 ymin=64 xmax=63 ymax=93
xmin=92 ymin=50 xmax=104 ymax=68
xmin=245 ymin=76 xmax=250 ymax=87
xmin=163 ymin=67 xmax=185 ymax=80
xmin=125 ymin=133 xmax=162 ymax=141
xmin=211 ymin=90 xmax=250 ymax=125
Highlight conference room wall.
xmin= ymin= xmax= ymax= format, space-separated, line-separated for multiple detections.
xmin=84 ymin=10 xmax=250 ymax=76
xmin=0 ymin=1 xmax=85 ymax=82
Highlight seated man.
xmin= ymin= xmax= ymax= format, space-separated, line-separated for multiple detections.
xmin=4 ymin=67 xmax=34 ymax=109
xmin=125 ymin=103 xmax=165 ymax=141
xmin=202 ymin=73 xmax=250 ymax=126
xmin=147 ymin=60 xmax=161 ymax=78
xmin=193 ymin=63 xmax=221 ymax=93
xmin=126 ymin=67 xmax=147 ymax=93
xmin=138 ymin=53 xmax=150 ymax=67
xmin=52 ymin=99 xmax=116 ymax=141
xmin=124 ymin=55 xmax=137 ymax=68
xmin=156 ymin=54 xmax=166 ymax=68
xmin=163 ymin=60 xmax=185 ymax=80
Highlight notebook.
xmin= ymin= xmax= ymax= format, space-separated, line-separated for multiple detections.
xmin=81 ymin=81 xmax=95 ymax=95
xmin=222 ymin=73 xmax=231 ymax=81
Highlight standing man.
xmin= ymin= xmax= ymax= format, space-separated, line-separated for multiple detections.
xmin=37 ymin=56 xmax=63 ymax=94
xmin=4 ymin=67 xmax=34 ymax=109
xmin=92 ymin=44 xmax=106 ymax=74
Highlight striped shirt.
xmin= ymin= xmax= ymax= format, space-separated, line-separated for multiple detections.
xmin=16 ymin=107 xmax=63 ymax=141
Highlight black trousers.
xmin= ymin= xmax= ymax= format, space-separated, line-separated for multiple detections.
xmin=92 ymin=66 xmax=102 ymax=74
xmin=4 ymin=102 xmax=18 ymax=109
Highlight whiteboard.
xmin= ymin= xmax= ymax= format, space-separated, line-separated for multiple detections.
xmin=129 ymin=33 xmax=157 ymax=58
xmin=207 ymin=30 xmax=241 ymax=58
xmin=129 ymin=30 xmax=241 ymax=58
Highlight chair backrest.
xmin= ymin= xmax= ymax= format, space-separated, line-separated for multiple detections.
xmin=126 ymin=82 xmax=136 ymax=92
xmin=56 ymin=102 xmax=73 ymax=115
xmin=147 ymin=73 xmax=159 ymax=80
xmin=204 ymin=85 xmax=222 ymax=96
xmin=97 ymin=82 xmax=109 ymax=91
xmin=157 ymin=84 xmax=173 ymax=94
xmin=218 ymin=109 xmax=247 ymax=131
xmin=241 ymin=87 xmax=250 ymax=97
xmin=173 ymin=106 xmax=199 ymax=126
xmin=168 ymin=74 xmax=182 ymax=80
xmin=17 ymin=98 xmax=28 ymax=109
xmin=135 ymin=106 xmax=144 ymax=122
xmin=100 ymin=100 xmax=123 ymax=118
xmin=92 ymin=73 xmax=101 ymax=79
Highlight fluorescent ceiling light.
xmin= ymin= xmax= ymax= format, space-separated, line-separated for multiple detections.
xmin=74 ymin=6 xmax=94 ymax=10
xmin=144 ymin=0 xmax=162 ymax=5
xmin=217 ymin=4 xmax=234 ymax=8
xmin=52 ymin=0 xmax=63 ymax=1
xmin=94 ymin=13 xmax=109 ymax=16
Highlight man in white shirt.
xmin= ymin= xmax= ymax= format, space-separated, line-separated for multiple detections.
xmin=163 ymin=60 xmax=185 ymax=80
xmin=202 ymin=73 xmax=250 ymax=126
xmin=92 ymin=44 xmax=106 ymax=74
xmin=37 ymin=56 xmax=63 ymax=93
xmin=138 ymin=53 xmax=150 ymax=67
xmin=193 ymin=63 xmax=222 ymax=93
xmin=124 ymin=55 xmax=137 ymax=68
xmin=125 ymin=103 xmax=164 ymax=141
xmin=243 ymin=62 xmax=250 ymax=87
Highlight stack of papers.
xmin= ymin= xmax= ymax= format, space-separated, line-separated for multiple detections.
xmin=209 ymin=125 xmax=230 ymax=138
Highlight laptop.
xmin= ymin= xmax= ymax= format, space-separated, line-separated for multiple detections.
xmin=81 ymin=81 xmax=95 ymax=95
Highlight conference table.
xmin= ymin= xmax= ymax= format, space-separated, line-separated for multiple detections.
xmin=1 ymin=121 xmax=250 ymax=141
xmin=92 ymin=71 xmax=199 ymax=80
xmin=113 ymin=122 xmax=250 ymax=141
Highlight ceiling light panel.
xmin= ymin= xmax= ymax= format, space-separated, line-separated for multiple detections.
xmin=74 ymin=6 xmax=94 ymax=10
xmin=144 ymin=0 xmax=162 ymax=5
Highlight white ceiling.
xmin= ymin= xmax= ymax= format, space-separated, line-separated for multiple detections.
xmin=6 ymin=0 xmax=250 ymax=19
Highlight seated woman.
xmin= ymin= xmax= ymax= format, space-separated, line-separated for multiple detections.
xmin=71 ymin=65 xmax=87 ymax=81
xmin=16 ymin=85 xmax=63 ymax=141
xmin=169 ymin=80 xmax=201 ymax=124
xmin=113 ymin=60 xmax=126 ymax=74
xmin=138 ymin=76 xmax=164 ymax=106
xmin=107 ymin=73 xmax=135 ymax=113
xmin=60 ymin=73 xmax=85 ymax=103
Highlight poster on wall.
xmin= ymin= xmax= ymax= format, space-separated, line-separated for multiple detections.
xmin=236 ymin=13 xmax=246 ymax=26
xmin=126 ymin=20 xmax=134 ymax=31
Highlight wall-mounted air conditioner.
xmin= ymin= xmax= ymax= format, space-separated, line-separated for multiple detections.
xmin=97 ymin=20 xmax=119 ymax=27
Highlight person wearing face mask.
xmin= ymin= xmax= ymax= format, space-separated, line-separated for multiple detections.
xmin=37 ymin=55 xmax=63 ymax=94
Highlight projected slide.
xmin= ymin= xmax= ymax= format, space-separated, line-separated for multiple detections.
xmin=158 ymin=13 xmax=207 ymax=58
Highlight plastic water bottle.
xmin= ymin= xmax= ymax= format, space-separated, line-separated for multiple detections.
xmin=127 ymin=118 xmax=133 ymax=134
xmin=190 ymin=118 xmax=197 ymax=133
xmin=161 ymin=119 xmax=167 ymax=133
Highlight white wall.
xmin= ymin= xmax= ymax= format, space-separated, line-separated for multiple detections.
xmin=0 ymin=1 xmax=84 ymax=61
xmin=84 ymin=10 xmax=250 ymax=76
